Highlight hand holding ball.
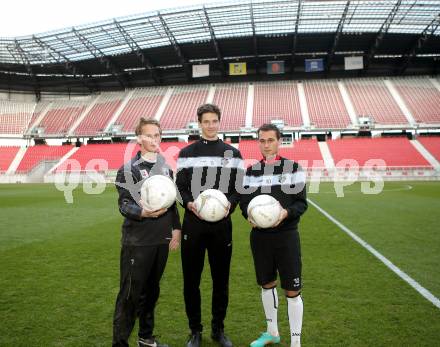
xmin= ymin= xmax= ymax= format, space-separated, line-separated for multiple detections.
xmin=247 ymin=195 xmax=283 ymax=229
xmin=193 ymin=189 xmax=229 ymax=222
xmin=140 ymin=175 xmax=177 ymax=211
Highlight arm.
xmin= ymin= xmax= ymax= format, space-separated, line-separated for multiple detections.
xmin=275 ymin=166 xmax=308 ymax=226
xmin=285 ymin=183 xmax=308 ymax=220
xmin=227 ymin=151 xmax=244 ymax=215
xmin=239 ymin=167 xmax=253 ymax=220
xmin=115 ymin=167 xmax=143 ymax=221
xmin=176 ymin=153 xmax=194 ymax=209
xmin=171 ymin=202 xmax=182 ymax=230
xmin=285 ymin=166 xmax=308 ymax=220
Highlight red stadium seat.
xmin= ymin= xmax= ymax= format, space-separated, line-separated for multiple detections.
xmin=15 ymin=145 xmax=73 ymax=173
xmin=326 ymin=137 xmax=431 ymax=169
xmin=0 ymin=146 xmax=20 ymax=172
xmin=160 ymin=86 xmax=209 ymax=130
xmin=393 ymin=78 xmax=440 ymax=124
xmin=212 ymin=84 xmax=248 ymax=130
xmin=303 ymin=80 xmax=352 ymax=129
xmin=417 ymin=137 xmax=440 ymax=162
xmin=253 ymin=82 xmax=302 ymax=127
xmin=345 ymin=79 xmax=408 ymax=125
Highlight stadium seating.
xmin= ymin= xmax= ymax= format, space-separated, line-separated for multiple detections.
xmin=279 ymin=139 xmax=325 ymax=168
xmin=56 ymin=143 xmax=138 ymax=171
xmin=212 ymin=83 xmax=248 ymax=130
xmin=115 ymin=88 xmax=167 ymax=133
xmin=253 ymin=82 xmax=302 ymax=127
xmin=1 ymin=77 xmax=439 ymax=136
xmin=326 ymin=137 xmax=431 ymax=168
xmin=74 ymin=92 xmax=125 ymax=136
xmin=160 ymin=85 xmax=209 ymax=130
xmin=15 ymin=145 xmax=73 ymax=173
xmin=0 ymin=101 xmax=36 ymax=134
xmin=239 ymin=139 xmax=324 ymax=168
xmin=303 ymin=80 xmax=351 ymax=128
xmin=25 ymin=101 xmax=51 ymax=134
xmin=0 ymin=146 xmax=20 ymax=172
xmin=393 ymin=78 xmax=440 ymax=124
xmin=33 ymin=100 xmax=88 ymax=135
xmin=344 ymin=79 xmax=408 ymax=125
xmin=417 ymin=136 xmax=440 ymax=162
xmin=56 ymin=142 xmax=187 ymax=172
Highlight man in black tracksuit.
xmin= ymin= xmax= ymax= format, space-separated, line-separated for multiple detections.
xmin=239 ymin=124 xmax=308 ymax=347
xmin=176 ymin=104 xmax=243 ymax=347
xmin=113 ymin=118 xmax=181 ymax=347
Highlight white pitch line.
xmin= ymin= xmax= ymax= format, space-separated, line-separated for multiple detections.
xmin=308 ymin=198 xmax=440 ymax=309
xmin=314 ymin=184 xmax=413 ymax=194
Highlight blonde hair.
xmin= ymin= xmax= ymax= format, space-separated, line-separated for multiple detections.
xmin=135 ymin=117 xmax=162 ymax=136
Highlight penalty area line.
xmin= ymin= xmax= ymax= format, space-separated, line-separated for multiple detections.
xmin=307 ymin=198 xmax=440 ymax=309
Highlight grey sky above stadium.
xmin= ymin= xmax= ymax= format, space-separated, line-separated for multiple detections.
xmin=1 ymin=0 xmax=211 ymax=37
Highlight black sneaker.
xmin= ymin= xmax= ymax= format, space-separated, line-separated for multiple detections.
xmin=138 ymin=336 xmax=169 ymax=347
xmin=211 ymin=330 xmax=233 ymax=347
xmin=186 ymin=331 xmax=202 ymax=347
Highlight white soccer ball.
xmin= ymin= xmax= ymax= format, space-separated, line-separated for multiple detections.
xmin=247 ymin=195 xmax=282 ymax=228
xmin=193 ymin=189 xmax=229 ymax=222
xmin=140 ymin=175 xmax=177 ymax=211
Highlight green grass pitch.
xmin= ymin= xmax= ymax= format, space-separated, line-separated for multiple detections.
xmin=0 ymin=182 xmax=439 ymax=346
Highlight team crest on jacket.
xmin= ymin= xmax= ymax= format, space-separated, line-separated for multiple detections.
xmin=279 ymin=174 xmax=288 ymax=184
xmin=140 ymin=169 xmax=149 ymax=178
xmin=221 ymin=158 xmax=230 ymax=166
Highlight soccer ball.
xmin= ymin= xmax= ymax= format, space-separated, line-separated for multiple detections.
xmin=247 ymin=195 xmax=282 ymax=228
xmin=193 ymin=189 xmax=229 ymax=222
xmin=141 ymin=175 xmax=177 ymax=211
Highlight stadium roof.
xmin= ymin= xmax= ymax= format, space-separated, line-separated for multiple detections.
xmin=1 ymin=0 xmax=439 ymax=93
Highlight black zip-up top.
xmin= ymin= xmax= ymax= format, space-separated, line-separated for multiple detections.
xmin=176 ymin=138 xmax=243 ymax=215
xmin=115 ymin=151 xmax=181 ymax=246
xmin=240 ymin=156 xmax=308 ymax=233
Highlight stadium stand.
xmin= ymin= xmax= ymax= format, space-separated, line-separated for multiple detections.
xmin=74 ymin=92 xmax=124 ymax=136
xmin=32 ymin=100 xmax=88 ymax=135
xmin=25 ymin=101 xmax=51 ymax=134
xmin=212 ymin=83 xmax=248 ymax=130
xmin=238 ymin=139 xmax=324 ymax=168
xmin=0 ymin=146 xmax=20 ymax=172
xmin=417 ymin=137 xmax=440 ymax=162
xmin=279 ymin=139 xmax=325 ymax=168
xmin=15 ymin=145 xmax=73 ymax=173
xmin=115 ymin=87 xmax=167 ymax=133
xmin=0 ymin=101 xmax=35 ymax=135
xmin=55 ymin=142 xmax=187 ymax=172
xmin=344 ymin=79 xmax=408 ymax=125
xmin=56 ymin=143 xmax=138 ymax=172
xmin=1 ymin=78 xmax=439 ymax=136
xmin=253 ymin=82 xmax=302 ymax=128
xmin=326 ymin=137 xmax=432 ymax=168
xmin=303 ymin=80 xmax=352 ymax=129
xmin=393 ymin=78 xmax=440 ymax=124
xmin=160 ymin=85 xmax=209 ymax=130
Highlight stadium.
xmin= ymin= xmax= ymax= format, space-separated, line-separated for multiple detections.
xmin=0 ymin=0 xmax=439 ymax=346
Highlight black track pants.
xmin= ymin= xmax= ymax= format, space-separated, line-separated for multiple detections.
xmin=181 ymin=212 xmax=232 ymax=333
xmin=112 ymin=244 xmax=169 ymax=347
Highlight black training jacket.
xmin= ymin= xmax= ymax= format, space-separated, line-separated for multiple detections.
xmin=115 ymin=151 xmax=181 ymax=246
xmin=239 ymin=156 xmax=308 ymax=233
xmin=176 ymin=138 xmax=243 ymax=214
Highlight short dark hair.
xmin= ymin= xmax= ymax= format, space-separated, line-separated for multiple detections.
xmin=135 ymin=117 xmax=162 ymax=136
xmin=197 ymin=103 xmax=221 ymax=123
xmin=257 ymin=123 xmax=281 ymax=140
